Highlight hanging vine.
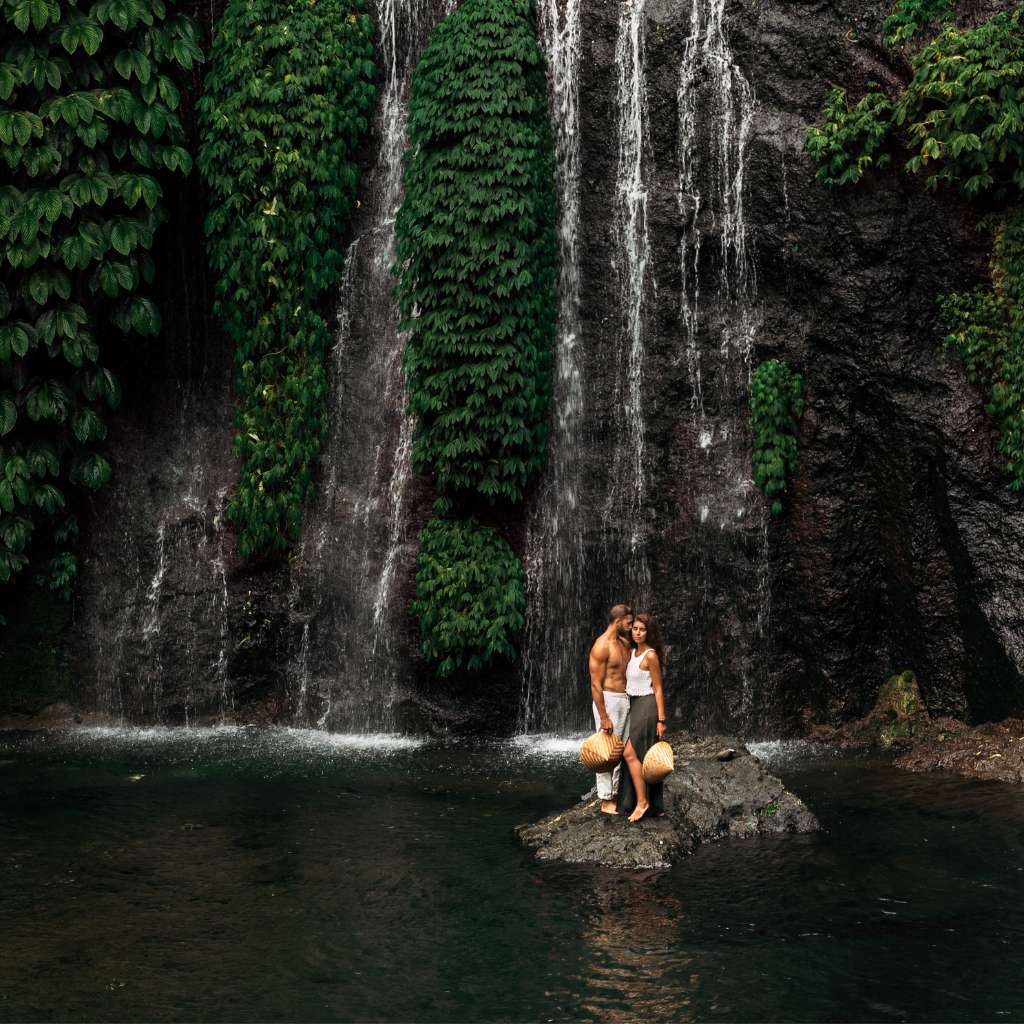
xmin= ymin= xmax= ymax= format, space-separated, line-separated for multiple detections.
xmin=0 ymin=0 xmax=202 ymax=595
xmin=394 ymin=0 xmax=557 ymax=677
xmin=197 ymin=0 xmax=377 ymax=560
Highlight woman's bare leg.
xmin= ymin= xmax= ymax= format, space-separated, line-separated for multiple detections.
xmin=622 ymin=740 xmax=649 ymax=822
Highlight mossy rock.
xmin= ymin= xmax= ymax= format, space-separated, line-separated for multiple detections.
xmin=878 ymin=718 xmax=914 ymax=749
xmin=874 ymin=670 xmax=923 ymax=720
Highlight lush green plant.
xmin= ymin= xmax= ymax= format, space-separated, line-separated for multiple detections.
xmin=809 ymin=8 xmax=1024 ymax=199
xmin=395 ymin=0 xmax=558 ymax=507
xmin=412 ymin=518 xmax=525 ymax=677
xmin=944 ymin=209 xmax=1024 ymax=489
xmin=0 ymin=0 xmax=202 ymax=589
xmin=751 ymin=359 xmax=804 ymax=517
xmin=897 ymin=9 xmax=1024 ymax=198
xmin=884 ymin=0 xmax=956 ymax=45
xmin=805 ymin=87 xmax=892 ymax=188
xmin=197 ymin=0 xmax=376 ymax=559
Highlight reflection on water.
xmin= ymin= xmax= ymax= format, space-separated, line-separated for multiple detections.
xmin=577 ymin=884 xmax=695 ymax=1023
xmin=2 ymin=730 xmax=1024 ymax=1022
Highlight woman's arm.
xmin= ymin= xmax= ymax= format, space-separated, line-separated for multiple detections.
xmin=648 ymin=652 xmax=667 ymax=738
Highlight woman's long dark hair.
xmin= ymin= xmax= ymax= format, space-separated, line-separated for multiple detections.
xmin=634 ymin=613 xmax=665 ymax=668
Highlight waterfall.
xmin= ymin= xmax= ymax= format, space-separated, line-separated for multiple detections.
xmin=518 ymin=0 xmax=585 ymax=733
xmin=676 ymin=0 xmax=766 ymax=725
xmin=520 ymin=0 xmax=657 ymax=734
xmin=92 ymin=379 xmax=236 ymax=723
xmin=605 ymin=0 xmax=653 ymax=608
xmin=287 ymin=0 xmax=436 ymax=732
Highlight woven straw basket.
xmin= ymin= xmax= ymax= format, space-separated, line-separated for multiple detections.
xmin=580 ymin=731 xmax=624 ymax=772
xmin=642 ymin=740 xmax=675 ymax=784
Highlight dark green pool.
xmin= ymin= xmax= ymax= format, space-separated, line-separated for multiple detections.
xmin=2 ymin=728 xmax=1023 ymax=1022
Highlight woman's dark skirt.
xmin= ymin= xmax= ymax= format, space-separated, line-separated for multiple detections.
xmin=615 ymin=693 xmax=665 ymax=816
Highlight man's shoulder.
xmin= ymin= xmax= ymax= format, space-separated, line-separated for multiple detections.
xmin=590 ymin=634 xmax=609 ymax=658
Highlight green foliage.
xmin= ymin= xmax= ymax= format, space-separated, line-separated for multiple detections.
xmin=395 ymin=0 xmax=558 ymax=505
xmin=751 ymin=359 xmax=804 ymax=517
xmin=412 ymin=518 xmax=526 ymax=677
xmin=805 ymin=87 xmax=893 ymax=188
xmin=0 ymin=0 xmax=201 ymax=589
xmin=897 ymin=9 xmax=1024 ymax=198
xmin=944 ymin=209 xmax=1024 ymax=489
xmin=197 ymin=0 xmax=376 ymax=559
xmin=808 ymin=8 xmax=1024 ymax=201
xmin=884 ymin=0 xmax=956 ymax=45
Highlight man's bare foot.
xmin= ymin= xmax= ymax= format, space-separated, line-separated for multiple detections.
xmin=628 ymin=802 xmax=649 ymax=823
xmin=600 ymin=800 xmax=618 ymax=815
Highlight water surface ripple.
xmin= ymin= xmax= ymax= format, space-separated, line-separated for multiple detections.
xmin=2 ymin=730 xmax=1023 ymax=1022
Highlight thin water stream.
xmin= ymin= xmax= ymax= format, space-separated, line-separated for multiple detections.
xmin=3 ymin=730 xmax=1024 ymax=1022
xmin=286 ymin=0 xmax=437 ymax=732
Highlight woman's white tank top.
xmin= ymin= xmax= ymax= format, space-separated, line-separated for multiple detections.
xmin=626 ymin=648 xmax=654 ymax=696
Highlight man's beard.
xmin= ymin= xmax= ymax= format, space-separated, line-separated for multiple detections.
xmin=617 ymin=626 xmax=631 ymax=640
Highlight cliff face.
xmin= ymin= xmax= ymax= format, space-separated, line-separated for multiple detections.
xmin=570 ymin=0 xmax=1024 ymax=732
xmin=13 ymin=0 xmax=1022 ymax=734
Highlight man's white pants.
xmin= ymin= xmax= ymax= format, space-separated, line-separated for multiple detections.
xmin=592 ymin=691 xmax=630 ymax=800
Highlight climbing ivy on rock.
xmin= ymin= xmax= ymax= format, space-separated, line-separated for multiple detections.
xmin=751 ymin=360 xmax=804 ymax=517
xmin=395 ymin=0 xmax=557 ymax=507
xmin=944 ymin=210 xmax=1024 ymax=489
xmin=0 ymin=0 xmax=202 ymax=591
xmin=808 ymin=8 xmax=1024 ymax=198
xmin=197 ymin=0 xmax=376 ymax=560
xmin=883 ymin=0 xmax=956 ymax=45
xmin=806 ymin=4 xmax=1024 ymax=492
xmin=395 ymin=0 xmax=557 ymax=678
xmin=411 ymin=518 xmax=525 ymax=678
xmin=805 ymin=87 xmax=892 ymax=189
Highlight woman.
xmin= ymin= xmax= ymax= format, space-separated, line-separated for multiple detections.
xmin=616 ymin=613 xmax=668 ymax=822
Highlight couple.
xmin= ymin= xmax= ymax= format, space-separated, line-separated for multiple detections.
xmin=589 ymin=603 xmax=667 ymax=823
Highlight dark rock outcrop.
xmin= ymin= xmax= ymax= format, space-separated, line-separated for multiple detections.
xmin=896 ymin=718 xmax=1024 ymax=784
xmin=809 ymin=672 xmax=1024 ymax=783
xmin=516 ymin=736 xmax=818 ymax=870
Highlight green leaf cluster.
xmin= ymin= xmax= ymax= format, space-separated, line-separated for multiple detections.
xmin=805 ymin=87 xmax=893 ymax=189
xmin=196 ymin=0 xmax=376 ymax=559
xmin=884 ymin=0 xmax=956 ymax=46
xmin=396 ymin=0 xmax=557 ymax=678
xmin=411 ymin=518 xmax=526 ymax=677
xmin=943 ymin=209 xmax=1024 ymax=489
xmin=0 ymin=0 xmax=200 ymax=589
xmin=807 ymin=7 xmax=1024 ymax=199
xmin=395 ymin=0 xmax=558 ymax=505
xmin=751 ymin=359 xmax=804 ymax=517
xmin=897 ymin=9 xmax=1024 ymax=198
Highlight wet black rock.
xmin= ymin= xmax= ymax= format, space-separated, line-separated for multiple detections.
xmin=516 ymin=736 xmax=818 ymax=870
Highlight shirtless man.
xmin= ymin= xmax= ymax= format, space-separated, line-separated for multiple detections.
xmin=589 ymin=603 xmax=634 ymax=814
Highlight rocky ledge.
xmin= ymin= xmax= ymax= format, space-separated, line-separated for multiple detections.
xmin=516 ymin=735 xmax=818 ymax=870
xmin=808 ymin=672 xmax=1024 ymax=784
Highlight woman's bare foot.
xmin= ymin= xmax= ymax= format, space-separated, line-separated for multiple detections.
xmin=600 ymin=800 xmax=618 ymax=815
xmin=628 ymin=802 xmax=649 ymax=823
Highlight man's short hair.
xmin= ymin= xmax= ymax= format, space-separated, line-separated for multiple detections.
xmin=608 ymin=603 xmax=633 ymax=624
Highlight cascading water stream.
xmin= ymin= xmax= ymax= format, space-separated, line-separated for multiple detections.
xmin=676 ymin=0 xmax=767 ymax=725
xmin=287 ymin=0 xmax=436 ymax=732
xmin=93 ymin=379 xmax=235 ymax=723
xmin=605 ymin=0 xmax=653 ymax=608
xmin=518 ymin=0 xmax=585 ymax=734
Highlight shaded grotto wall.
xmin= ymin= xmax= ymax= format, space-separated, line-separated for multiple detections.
xmin=733 ymin=0 xmax=1024 ymax=726
xmin=8 ymin=0 xmax=1022 ymax=733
